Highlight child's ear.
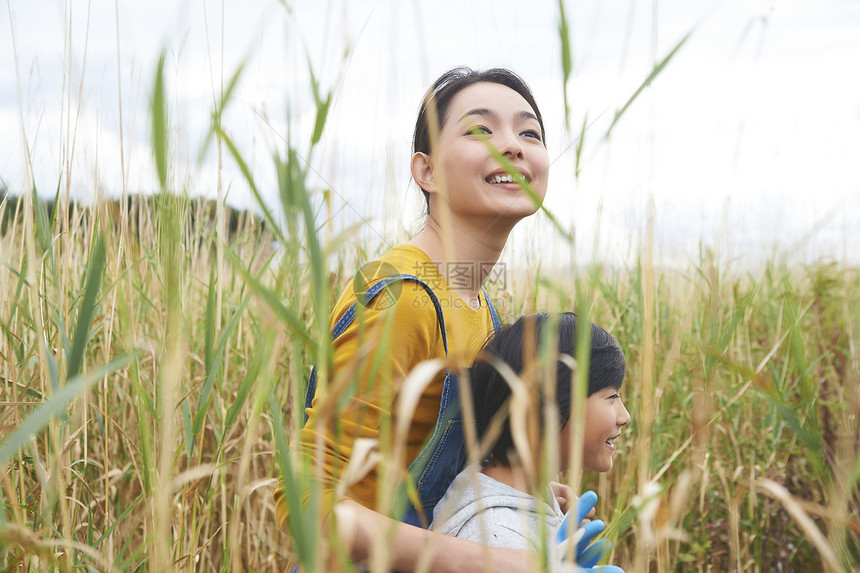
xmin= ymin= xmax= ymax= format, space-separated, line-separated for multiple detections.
xmin=410 ymin=152 xmax=437 ymax=194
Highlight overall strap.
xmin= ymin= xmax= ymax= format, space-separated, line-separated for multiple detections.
xmin=482 ymin=287 xmax=501 ymax=332
xmin=303 ymin=274 xmax=448 ymax=423
xmin=400 ymin=288 xmax=502 ymax=527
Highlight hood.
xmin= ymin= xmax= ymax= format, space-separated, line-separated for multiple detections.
xmin=431 ymin=467 xmax=563 ymax=539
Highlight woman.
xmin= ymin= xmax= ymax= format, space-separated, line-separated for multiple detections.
xmin=277 ymin=67 xmax=559 ymax=572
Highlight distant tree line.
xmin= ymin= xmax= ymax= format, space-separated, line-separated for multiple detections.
xmin=0 ymin=185 xmax=268 ymax=245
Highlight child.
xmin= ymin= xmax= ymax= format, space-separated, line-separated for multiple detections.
xmin=432 ymin=313 xmax=630 ymax=567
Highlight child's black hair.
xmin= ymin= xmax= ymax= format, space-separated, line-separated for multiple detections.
xmin=468 ymin=312 xmax=625 ymax=467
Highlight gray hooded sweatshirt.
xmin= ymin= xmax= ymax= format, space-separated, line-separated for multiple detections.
xmin=431 ymin=468 xmax=564 ymax=551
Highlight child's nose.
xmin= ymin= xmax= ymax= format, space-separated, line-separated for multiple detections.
xmin=617 ymin=400 xmax=631 ymax=426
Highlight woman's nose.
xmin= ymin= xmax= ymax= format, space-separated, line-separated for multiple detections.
xmin=499 ymin=130 xmax=524 ymax=158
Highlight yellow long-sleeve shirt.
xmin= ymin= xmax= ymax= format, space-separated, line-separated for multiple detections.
xmin=275 ymin=245 xmax=496 ymax=526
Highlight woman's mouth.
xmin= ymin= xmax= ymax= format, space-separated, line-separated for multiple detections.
xmin=486 ymin=173 xmax=515 ymax=184
xmin=485 ymin=171 xmax=529 ymax=185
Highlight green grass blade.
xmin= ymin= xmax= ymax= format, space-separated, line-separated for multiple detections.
xmin=31 ymin=185 xmax=53 ymax=256
xmin=93 ymin=493 xmax=144 ymax=548
xmin=199 ymin=62 xmax=246 ymax=164
xmin=284 ymin=147 xmax=328 ymax=342
xmin=204 ymin=254 xmax=217 ymax=370
xmin=3 ymin=256 xmax=30 ymax=357
xmin=575 ymin=113 xmax=587 ymax=178
xmin=225 ymin=250 xmax=316 ymax=350
xmin=181 ymin=396 xmax=193 ymax=457
xmin=763 ymin=394 xmax=827 ymax=478
xmin=307 ymin=55 xmax=333 ymax=148
xmin=214 ymin=123 xmax=285 ymax=243
xmin=268 ymin=391 xmax=317 ymax=571
xmin=557 ymin=0 xmax=573 ymax=130
xmin=605 ymin=29 xmax=693 ymax=138
xmin=129 ymin=358 xmax=154 ymax=494
xmin=192 ymin=293 xmax=250 ymax=436
xmin=217 ymin=62 xmax=245 ymax=122
xmin=0 ymin=354 xmax=134 ymax=468
xmin=151 ymin=51 xmax=169 ymax=191
xmin=45 ymin=339 xmax=59 ymax=392
xmin=67 ymin=233 xmax=106 ymax=381
xmin=224 ymin=330 xmax=268 ymax=430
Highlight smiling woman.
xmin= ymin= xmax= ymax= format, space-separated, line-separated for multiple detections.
xmin=410 ymin=68 xmax=549 ymax=228
xmin=411 ymin=81 xmax=550 ymax=227
xmin=274 ymin=67 xmax=568 ymax=573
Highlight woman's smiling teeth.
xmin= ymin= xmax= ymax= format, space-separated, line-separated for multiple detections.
xmin=487 ymin=173 xmax=521 ymax=184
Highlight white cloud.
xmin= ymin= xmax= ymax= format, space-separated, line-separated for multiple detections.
xmin=2 ymin=0 xmax=858 ymax=265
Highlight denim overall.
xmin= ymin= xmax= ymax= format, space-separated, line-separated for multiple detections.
xmin=303 ymin=273 xmax=501 ymax=528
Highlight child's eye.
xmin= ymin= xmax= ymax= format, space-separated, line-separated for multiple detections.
xmin=609 ymin=393 xmax=621 ymax=400
xmin=522 ymin=129 xmax=542 ymax=141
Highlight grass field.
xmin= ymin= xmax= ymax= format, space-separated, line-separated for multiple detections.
xmin=2 ymin=154 xmax=859 ymax=572
xmin=2 ymin=5 xmax=859 ymax=572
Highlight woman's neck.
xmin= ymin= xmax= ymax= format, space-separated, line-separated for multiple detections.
xmin=407 ymin=215 xmax=513 ymax=306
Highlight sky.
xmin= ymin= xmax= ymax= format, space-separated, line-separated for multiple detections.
xmin=2 ymin=0 xmax=859 ymax=268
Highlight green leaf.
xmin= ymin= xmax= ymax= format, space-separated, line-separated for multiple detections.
xmin=2 ymin=256 xmax=30 ymax=335
xmin=557 ymin=0 xmax=573 ymax=129
xmin=129 ymin=358 xmax=155 ymax=494
xmin=763 ymin=393 xmax=827 ymax=479
xmin=574 ymin=113 xmax=587 ymax=178
xmin=0 ymin=354 xmax=135 ymax=468
xmin=269 ymin=391 xmax=317 ymax=571
xmin=192 ymin=293 xmax=250 ymax=437
xmin=31 ymin=185 xmax=53 ymax=256
xmin=93 ymin=494 xmax=144 ymax=548
xmin=307 ymin=56 xmax=333 ymax=147
xmin=67 ymin=233 xmax=106 ymax=381
xmin=226 ymin=250 xmax=316 ymax=350
xmin=199 ymin=62 xmax=246 ymax=165
xmin=311 ymin=93 xmax=332 ymax=148
xmin=214 ymin=123 xmax=285 ymax=244
xmin=181 ymin=396 xmax=194 ymax=457
xmin=605 ymin=29 xmax=694 ymax=138
xmin=151 ymin=50 xmax=169 ymax=191
xmin=224 ymin=331 xmax=269 ymax=430
xmin=204 ymin=255 xmax=217 ymax=370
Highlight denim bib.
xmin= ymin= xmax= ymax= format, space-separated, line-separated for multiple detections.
xmin=302 ymin=273 xmax=501 ymax=528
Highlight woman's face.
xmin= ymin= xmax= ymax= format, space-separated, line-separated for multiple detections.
xmin=420 ymin=82 xmax=550 ymax=223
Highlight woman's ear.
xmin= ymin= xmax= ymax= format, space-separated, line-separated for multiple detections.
xmin=410 ymin=152 xmax=436 ymax=194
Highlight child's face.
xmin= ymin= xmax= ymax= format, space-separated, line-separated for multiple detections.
xmin=578 ymin=386 xmax=631 ymax=472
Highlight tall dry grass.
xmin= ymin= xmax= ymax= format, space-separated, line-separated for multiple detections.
xmin=2 ymin=175 xmax=858 ymax=572
xmin=1 ymin=3 xmax=858 ymax=572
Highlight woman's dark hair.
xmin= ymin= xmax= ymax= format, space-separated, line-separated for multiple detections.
xmin=412 ymin=67 xmax=546 ymax=216
xmin=468 ymin=313 xmax=625 ymax=467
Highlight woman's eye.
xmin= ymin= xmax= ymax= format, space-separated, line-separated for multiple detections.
xmin=469 ymin=125 xmax=491 ymax=135
xmin=522 ymin=129 xmax=542 ymax=141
